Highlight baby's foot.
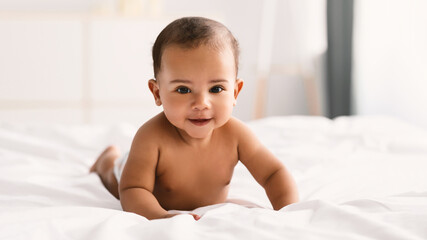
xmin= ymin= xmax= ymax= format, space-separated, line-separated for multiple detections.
xmin=90 ymin=145 xmax=121 ymax=173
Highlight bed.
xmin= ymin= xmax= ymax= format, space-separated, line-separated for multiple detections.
xmin=1 ymin=115 xmax=426 ymax=239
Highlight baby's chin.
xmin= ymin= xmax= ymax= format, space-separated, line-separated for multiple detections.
xmin=184 ymin=129 xmax=214 ymax=139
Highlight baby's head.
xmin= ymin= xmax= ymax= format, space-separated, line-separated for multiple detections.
xmin=149 ymin=17 xmax=243 ymax=139
xmin=152 ymin=17 xmax=239 ymax=78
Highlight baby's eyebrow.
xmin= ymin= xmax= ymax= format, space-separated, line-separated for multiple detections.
xmin=209 ymin=79 xmax=229 ymax=84
xmin=169 ymin=79 xmax=230 ymax=84
xmin=169 ymin=79 xmax=191 ymax=84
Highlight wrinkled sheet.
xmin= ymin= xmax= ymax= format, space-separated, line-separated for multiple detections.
xmin=1 ymin=116 xmax=427 ymax=240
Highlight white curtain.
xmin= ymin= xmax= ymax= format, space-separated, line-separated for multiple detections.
xmin=352 ymin=0 xmax=427 ymax=129
xmin=254 ymin=0 xmax=327 ymax=118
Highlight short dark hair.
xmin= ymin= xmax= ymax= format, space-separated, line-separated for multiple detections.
xmin=152 ymin=17 xmax=239 ymax=78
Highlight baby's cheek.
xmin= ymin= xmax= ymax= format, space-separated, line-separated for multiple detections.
xmin=216 ymin=104 xmax=234 ymax=124
xmin=163 ymin=109 xmax=183 ymax=126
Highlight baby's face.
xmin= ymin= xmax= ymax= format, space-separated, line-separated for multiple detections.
xmin=153 ymin=44 xmax=242 ymax=139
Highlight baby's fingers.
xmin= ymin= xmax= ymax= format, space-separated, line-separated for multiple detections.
xmin=189 ymin=213 xmax=201 ymax=221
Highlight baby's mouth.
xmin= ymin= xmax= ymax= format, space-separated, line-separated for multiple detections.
xmin=189 ymin=118 xmax=211 ymax=126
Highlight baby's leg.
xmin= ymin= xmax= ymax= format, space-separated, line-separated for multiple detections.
xmin=90 ymin=145 xmax=120 ymax=199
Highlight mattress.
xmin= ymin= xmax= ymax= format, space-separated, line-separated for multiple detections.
xmin=1 ymin=116 xmax=426 ymax=239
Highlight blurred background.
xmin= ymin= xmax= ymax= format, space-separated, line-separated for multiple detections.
xmin=0 ymin=0 xmax=426 ymax=129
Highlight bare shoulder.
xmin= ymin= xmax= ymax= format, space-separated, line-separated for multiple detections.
xmin=223 ymin=117 xmax=248 ymax=133
xmin=223 ymin=117 xmax=257 ymax=142
xmin=220 ymin=117 xmax=262 ymax=157
xmin=133 ymin=112 xmax=173 ymax=145
xmin=225 ymin=117 xmax=266 ymax=160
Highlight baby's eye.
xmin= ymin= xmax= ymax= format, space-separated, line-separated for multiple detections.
xmin=210 ymin=86 xmax=224 ymax=93
xmin=176 ymin=87 xmax=191 ymax=94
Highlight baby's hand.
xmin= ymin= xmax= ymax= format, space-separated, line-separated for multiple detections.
xmin=189 ymin=213 xmax=201 ymax=221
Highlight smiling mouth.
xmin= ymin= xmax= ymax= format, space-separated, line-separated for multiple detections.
xmin=189 ymin=118 xmax=211 ymax=126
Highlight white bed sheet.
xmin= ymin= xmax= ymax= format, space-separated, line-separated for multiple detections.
xmin=1 ymin=116 xmax=427 ymax=240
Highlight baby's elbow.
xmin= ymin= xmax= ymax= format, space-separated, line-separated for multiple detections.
xmin=262 ymin=166 xmax=284 ymax=188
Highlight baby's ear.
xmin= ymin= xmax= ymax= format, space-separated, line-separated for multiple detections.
xmin=233 ymin=78 xmax=244 ymax=106
xmin=148 ymin=79 xmax=162 ymax=106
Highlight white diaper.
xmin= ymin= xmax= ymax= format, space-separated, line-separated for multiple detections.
xmin=113 ymin=151 xmax=129 ymax=181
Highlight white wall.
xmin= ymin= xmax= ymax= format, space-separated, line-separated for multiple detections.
xmin=353 ymin=0 xmax=427 ymax=129
xmin=0 ymin=0 xmax=327 ymax=124
xmin=0 ymin=14 xmax=170 ymax=125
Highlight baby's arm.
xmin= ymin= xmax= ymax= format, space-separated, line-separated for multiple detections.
xmin=236 ymin=121 xmax=299 ymax=210
xmin=119 ymin=125 xmax=169 ymax=220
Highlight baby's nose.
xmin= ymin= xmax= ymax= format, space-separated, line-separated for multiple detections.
xmin=192 ymin=93 xmax=210 ymax=110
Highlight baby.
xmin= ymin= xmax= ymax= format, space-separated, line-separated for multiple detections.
xmin=90 ymin=17 xmax=299 ymax=220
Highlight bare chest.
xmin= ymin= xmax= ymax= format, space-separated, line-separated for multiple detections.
xmin=153 ymin=144 xmax=238 ymax=210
